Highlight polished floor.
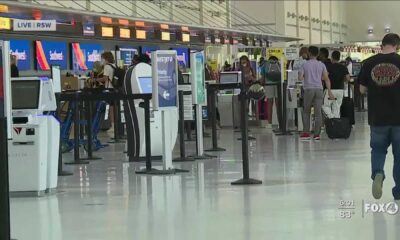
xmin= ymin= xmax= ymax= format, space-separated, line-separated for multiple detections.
xmin=10 ymin=112 xmax=400 ymax=240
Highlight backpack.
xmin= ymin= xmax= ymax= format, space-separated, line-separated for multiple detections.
xmin=108 ymin=64 xmax=126 ymax=89
xmin=265 ymin=60 xmax=281 ymax=82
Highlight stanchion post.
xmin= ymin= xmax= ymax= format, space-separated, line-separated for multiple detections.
xmin=56 ymin=93 xmax=73 ymax=176
xmin=0 ymin=118 xmax=11 ymax=240
xmin=144 ymin=98 xmax=152 ymax=171
xmin=231 ymin=71 xmax=262 ymax=185
xmin=81 ymin=98 xmax=101 ymax=161
xmin=173 ymin=91 xmax=194 ymax=162
xmin=205 ymin=85 xmax=226 ymax=152
xmin=65 ymin=92 xmax=89 ymax=165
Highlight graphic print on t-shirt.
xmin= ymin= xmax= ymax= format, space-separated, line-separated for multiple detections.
xmin=371 ymin=63 xmax=400 ymax=86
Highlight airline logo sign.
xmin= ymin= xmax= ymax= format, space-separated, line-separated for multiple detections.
xmin=13 ymin=20 xmax=56 ymax=31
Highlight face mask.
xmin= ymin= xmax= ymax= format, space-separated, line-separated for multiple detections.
xmin=241 ymin=63 xmax=247 ymax=67
xmin=101 ymin=59 xmax=106 ymax=65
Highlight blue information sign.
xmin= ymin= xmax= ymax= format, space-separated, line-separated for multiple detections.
xmin=153 ymin=52 xmax=178 ymax=109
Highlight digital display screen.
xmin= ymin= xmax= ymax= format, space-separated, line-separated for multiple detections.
xmin=72 ymin=42 xmax=103 ymax=71
xmin=120 ymin=47 xmax=138 ymax=66
xmin=120 ymin=28 xmax=130 ymax=39
xmin=83 ymin=23 xmax=95 ymax=36
xmin=172 ymin=48 xmax=189 ymax=69
xmin=220 ymin=72 xmax=239 ymax=84
xmin=136 ymin=29 xmax=146 ymax=40
xmin=101 ymin=26 xmax=113 ymax=37
xmin=141 ymin=46 xmax=159 ymax=59
xmin=12 ymin=80 xmax=40 ymax=109
xmin=161 ymin=31 xmax=170 ymax=41
xmin=138 ymin=77 xmax=152 ymax=94
xmin=35 ymin=41 xmax=67 ymax=70
xmin=10 ymin=39 xmax=31 ymax=71
xmin=182 ymin=33 xmax=190 ymax=42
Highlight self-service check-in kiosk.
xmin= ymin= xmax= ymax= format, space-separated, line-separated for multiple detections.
xmin=124 ymin=63 xmax=178 ymax=158
xmin=8 ymin=77 xmax=60 ymax=194
xmin=218 ymin=72 xmax=242 ymax=128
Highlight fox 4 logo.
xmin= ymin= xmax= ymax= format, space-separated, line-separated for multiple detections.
xmin=364 ymin=202 xmax=399 ymax=215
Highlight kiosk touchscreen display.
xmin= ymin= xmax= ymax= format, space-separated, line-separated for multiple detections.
xmin=12 ymin=80 xmax=40 ymax=109
xmin=138 ymin=77 xmax=152 ymax=94
xmin=220 ymin=73 xmax=239 ymax=84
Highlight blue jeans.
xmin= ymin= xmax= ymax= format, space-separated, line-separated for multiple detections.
xmin=370 ymin=126 xmax=400 ymax=199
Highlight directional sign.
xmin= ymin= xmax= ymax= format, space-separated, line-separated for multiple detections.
xmin=191 ymin=51 xmax=206 ymax=105
xmin=151 ymin=50 xmax=178 ymax=110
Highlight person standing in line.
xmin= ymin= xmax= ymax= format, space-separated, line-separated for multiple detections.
xmin=299 ymin=46 xmax=335 ymax=141
xmin=346 ymin=57 xmax=353 ymax=76
xmin=319 ymin=48 xmax=332 ymax=69
xmin=10 ymin=55 xmax=19 ymax=78
xmin=323 ymin=50 xmax=351 ymax=118
xmin=358 ymin=33 xmax=400 ymax=200
xmin=100 ymin=52 xmax=116 ymax=131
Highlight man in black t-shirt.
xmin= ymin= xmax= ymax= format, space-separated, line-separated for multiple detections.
xmin=323 ymin=51 xmax=350 ymax=118
xmin=359 ymin=33 xmax=400 ymax=200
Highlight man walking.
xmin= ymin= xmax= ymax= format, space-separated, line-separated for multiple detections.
xmin=359 ymin=33 xmax=400 ymax=200
xmin=323 ymin=50 xmax=351 ymax=118
xmin=299 ymin=46 xmax=335 ymax=141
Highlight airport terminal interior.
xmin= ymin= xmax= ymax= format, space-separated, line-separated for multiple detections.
xmin=1 ymin=0 xmax=400 ymax=240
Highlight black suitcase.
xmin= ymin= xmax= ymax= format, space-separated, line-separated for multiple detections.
xmin=340 ymin=84 xmax=355 ymax=125
xmin=325 ymin=118 xmax=352 ymax=139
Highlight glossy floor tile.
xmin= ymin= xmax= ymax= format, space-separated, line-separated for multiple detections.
xmin=10 ymin=112 xmax=400 ymax=240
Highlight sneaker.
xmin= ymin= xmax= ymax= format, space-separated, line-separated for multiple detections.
xmin=372 ymin=173 xmax=384 ymax=200
xmin=313 ymin=135 xmax=321 ymax=141
xmin=300 ymin=133 xmax=311 ymax=140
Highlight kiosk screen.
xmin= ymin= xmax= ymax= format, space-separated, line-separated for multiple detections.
xmin=12 ymin=80 xmax=40 ymax=109
xmin=220 ymin=72 xmax=239 ymax=84
xmin=138 ymin=77 xmax=152 ymax=94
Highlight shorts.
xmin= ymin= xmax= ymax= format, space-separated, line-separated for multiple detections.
xmin=264 ymin=85 xmax=277 ymax=99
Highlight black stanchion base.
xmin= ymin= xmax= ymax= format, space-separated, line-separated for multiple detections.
xmin=108 ymin=139 xmax=126 ymax=144
xmin=58 ymin=171 xmax=73 ymax=176
xmin=128 ymin=156 xmax=163 ymax=162
xmin=274 ymin=131 xmax=294 ymax=136
xmin=173 ymin=168 xmax=190 ymax=173
xmin=188 ymin=153 xmax=216 ymax=159
xmin=237 ymin=136 xmax=256 ymax=141
xmin=205 ymin=147 xmax=226 ymax=152
xmin=80 ymin=156 xmax=102 ymax=161
xmin=65 ymin=160 xmax=89 ymax=165
xmin=231 ymin=178 xmax=263 ymax=185
xmin=136 ymin=168 xmax=176 ymax=175
xmin=173 ymin=156 xmax=196 ymax=162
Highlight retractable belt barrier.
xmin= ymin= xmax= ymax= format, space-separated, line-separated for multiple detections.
xmin=59 ymin=89 xmax=153 ymax=169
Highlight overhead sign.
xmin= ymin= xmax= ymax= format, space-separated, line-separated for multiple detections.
xmin=284 ymin=48 xmax=299 ymax=60
xmin=13 ymin=19 xmax=56 ymax=31
xmin=151 ymin=50 xmax=178 ymax=110
xmin=191 ymin=51 xmax=206 ymax=105
xmin=0 ymin=17 xmax=10 ymax=30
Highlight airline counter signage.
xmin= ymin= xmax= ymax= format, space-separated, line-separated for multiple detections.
xmin=13 ymin=20 xmax=56 ymax=31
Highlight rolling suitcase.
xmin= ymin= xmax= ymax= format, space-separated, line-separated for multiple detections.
xmin=340 ymin=84 xmax=355 ymax=125
xmin=325 ymin=117 xmax=352 ymax=139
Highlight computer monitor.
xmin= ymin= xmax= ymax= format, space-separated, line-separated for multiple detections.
xmin=138 ymin=77 xmax=152 ymax=94
xmin=12 ymin=80 xmax=41 ymax=110
xmin=51 ymin=65 xmax=61 ymax=93
xmin=219 ymin=72 xmax=242 ymax=84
